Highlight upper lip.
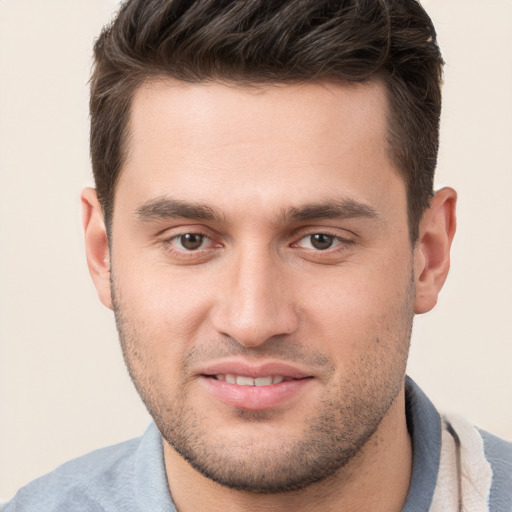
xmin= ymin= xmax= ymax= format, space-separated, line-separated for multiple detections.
xmin=198 ymin=360 xmax=312 ymax=379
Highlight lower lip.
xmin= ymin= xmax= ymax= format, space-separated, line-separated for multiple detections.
xmin=199 ymin=376 xmax=312 ymax=410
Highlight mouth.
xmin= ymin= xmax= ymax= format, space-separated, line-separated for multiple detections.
xmin=206 ymin=374 xmax=295 ymax=386
xmin=198 ymin=363 xmax=314 ymax=410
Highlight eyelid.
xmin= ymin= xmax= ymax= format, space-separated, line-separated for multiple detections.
xmin=294 ymin=233 xmax=352 ymax=250
xmin=169 ymin=232 xmax=210 ymax=251
xmin=158 ymin=225 xmax=356 ymax=261
xmin=160 ymin=227 xmax=223 ymax=261
xmin=292 ymin=226 xmax=355 ymax=243
xmin=159 ymin=223 xmax=218 ymax=242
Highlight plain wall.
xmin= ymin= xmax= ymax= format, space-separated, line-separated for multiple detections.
xmin=1 ymin=0 xmax=511 ymax=500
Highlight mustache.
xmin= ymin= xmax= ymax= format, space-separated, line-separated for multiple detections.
xmin=181 ymin=336 xmax=334 ymax=374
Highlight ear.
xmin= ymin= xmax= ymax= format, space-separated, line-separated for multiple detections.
xmin=414 ymin=187 xmax=457 ymax=314
xmin=81 ymin=187 xmax=113 ymax=310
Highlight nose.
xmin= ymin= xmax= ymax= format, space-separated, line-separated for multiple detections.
xmin=210 ymin=248 xmax=299 ymax=348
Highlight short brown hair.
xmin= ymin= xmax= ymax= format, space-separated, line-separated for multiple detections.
xmin=90 ymin=0 xmax=443 ymax=241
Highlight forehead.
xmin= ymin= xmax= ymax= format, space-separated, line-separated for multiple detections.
xmin=116 ymin=78 xmax=404 ymax=221
xmin=127 ymin=78 xmax=390 ymax=160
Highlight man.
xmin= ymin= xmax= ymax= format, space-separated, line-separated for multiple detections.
xmin=4 ymin=0 xmax=511 ymax=511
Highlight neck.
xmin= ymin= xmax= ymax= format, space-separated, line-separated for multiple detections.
xmin=164 ymin=388 xmax=412 ymax=512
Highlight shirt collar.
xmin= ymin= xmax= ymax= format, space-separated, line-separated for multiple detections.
xmin=135 ymin=422 xmax=177 ymax=512
xmin=401 ymin=376 xmax=442 ymax=512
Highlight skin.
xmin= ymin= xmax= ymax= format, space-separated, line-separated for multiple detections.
xmin=83 ymin=79 xmax=456 ymax=512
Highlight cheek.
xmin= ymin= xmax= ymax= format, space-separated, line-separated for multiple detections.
xmin=111 ymin=263 xmax=216 ymax=381
xmin=298 ymin=254 xmax=414 ymax=354
xmin=116 ymin=253 xmax=212 ymax=322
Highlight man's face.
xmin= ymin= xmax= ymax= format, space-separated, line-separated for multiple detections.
xmin=109 ymin=79 xmax=415 ymax=492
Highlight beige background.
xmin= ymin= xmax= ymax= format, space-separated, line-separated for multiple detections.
xmin=1 ymin=0 xmax=511 ymax=500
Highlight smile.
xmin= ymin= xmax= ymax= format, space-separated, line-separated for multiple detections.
xmin=201 ymin=372 xmax=312 ymax=410
xmin=212 ymin=375 xmax=290 ymax=386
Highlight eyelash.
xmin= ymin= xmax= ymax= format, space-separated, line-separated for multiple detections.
xmin=162 ymin=230 xmax=354 ymax=259
xmin=292 ymin=232 xmax=354 ymax=252
xmin=163 ymin=232 xmax=217 ymax=256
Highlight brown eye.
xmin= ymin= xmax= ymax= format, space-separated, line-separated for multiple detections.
xmin=178 ymin=233 xmax=205 ymax=250
xmin=309 ymin=234 xmax=334 ymax=250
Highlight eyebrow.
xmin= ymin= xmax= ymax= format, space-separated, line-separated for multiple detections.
xmin=135 ymin=197 xmax=222 ymax=222
xmin=135 ymin=196 xmax=379 ymax=224
xmin=282 ymin=199 xmax=379 ymax=223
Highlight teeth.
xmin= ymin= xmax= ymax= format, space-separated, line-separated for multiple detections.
xmin=214 ymin=374 xmax=288 ymax=386
xmin=254 ymin=377 xmax=273 ymax=386
xmin=236 ymin=376 xmax=254 ymax=386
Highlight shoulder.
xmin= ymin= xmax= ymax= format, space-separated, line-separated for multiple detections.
xmin=3 ymin=436 xmax=142 ymax=512
xmin=478 ymin=428 xmax=512 ymax=512
xmin=478 ymin=427 xmax=512 ymax=464
xmin=443 ymin=414 xmax=512 ymax=511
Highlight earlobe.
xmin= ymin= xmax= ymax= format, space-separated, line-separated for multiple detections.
xmin=414 ymin=187 xmax=457 ymax=314
xmin=81 ymin=187 xmax=113 ymax=310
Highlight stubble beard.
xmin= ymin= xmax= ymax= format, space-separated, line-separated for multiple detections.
xmin=111 ymin=275 xmax=414 ymax=494
xmin=154 ymin=379 xmax=401 ymax=493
